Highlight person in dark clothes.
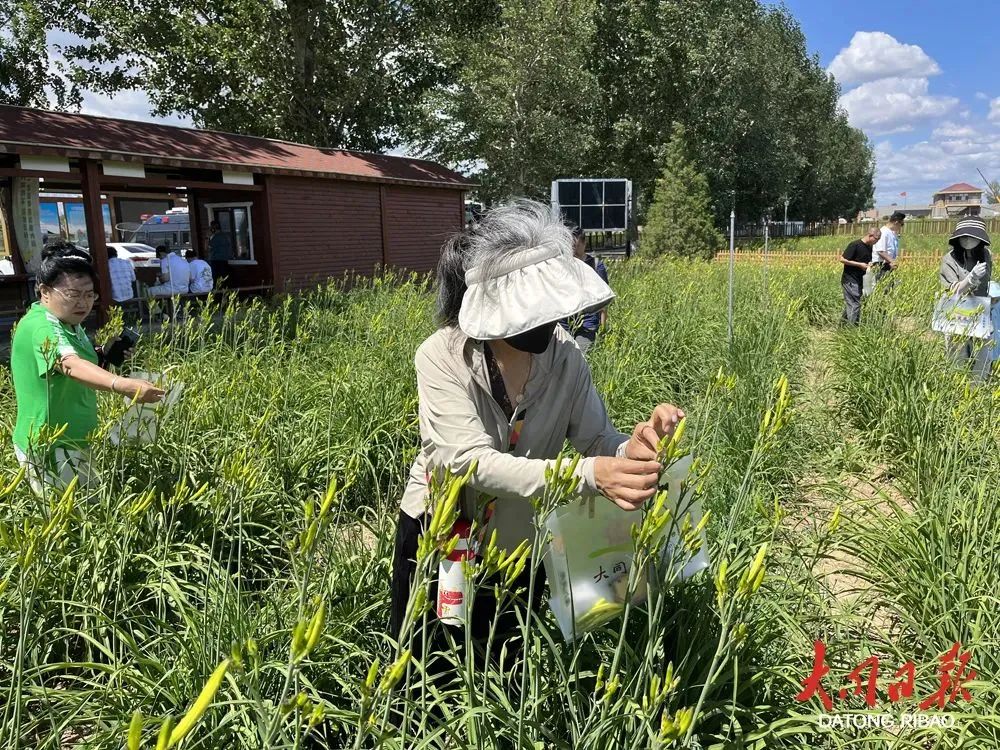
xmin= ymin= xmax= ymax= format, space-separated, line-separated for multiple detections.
xmin=559 ymin=226 xmax=610 ymax=354
xmin=207 ymin=220 xmax=231 ymax=287
xmin=840 ymin=227 xmax=881 ymax=325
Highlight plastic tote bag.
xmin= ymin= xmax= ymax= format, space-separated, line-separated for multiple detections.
xmin=108 ymin=371 xmax=184 ymax=445
xmin=862 ymin=267 xmax=875 ymax=297
xmin=543 ymin=454 xmax=710 ymax=641
xmin=931 ymin=294 xmax=993 ymax=340
xmin=991 ymin=283 xmax=1000 ymax=365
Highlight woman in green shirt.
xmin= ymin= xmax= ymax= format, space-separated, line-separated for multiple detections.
xmin=11 ymin=243 xmax=164 ymax=494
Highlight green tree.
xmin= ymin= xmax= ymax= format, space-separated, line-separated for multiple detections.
xmin=410 ymin=0 xmax=598 ymax=203
xmin=588 ymin=0 xmax=873 ymax=223
xmin=0 ymin=1 xmax=78 ymax=108
xmin=986 ymin=180 xmax=1000 ymax=205
xmin=641 ymin=123 xmax=723 ymax=260
xmin=36 ymin=0 xmax=467 ymax=150
xmin=15 ymin=0 xmax=873 ymax=221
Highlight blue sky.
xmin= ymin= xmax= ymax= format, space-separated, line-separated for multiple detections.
xmin=58 ymin=3 xmax=1000 ymax=210
xmin=775 ymin=0 xmax=1000 ymax=207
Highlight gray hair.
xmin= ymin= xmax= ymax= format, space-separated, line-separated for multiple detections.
xmin=436 ymin=199 xmax=573 ymax=329
xmin=466 ymin=199 xmax=572 ymax=277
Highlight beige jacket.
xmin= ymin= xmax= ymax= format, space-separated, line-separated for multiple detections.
xmin=401 ymin=325 xmax=630 ymax=550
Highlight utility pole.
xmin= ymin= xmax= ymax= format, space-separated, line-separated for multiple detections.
xmin=763 ymin=218 xmax=769 ymax=290
xmin=728 ymin=207 xmax=736 ymax=347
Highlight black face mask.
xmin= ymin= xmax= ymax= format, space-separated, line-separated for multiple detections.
xmin=506 ymin=322 xmax=556 ymax=354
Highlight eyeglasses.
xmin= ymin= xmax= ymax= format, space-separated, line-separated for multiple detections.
xmin=49 ymin=286 xmax=99 ymax=303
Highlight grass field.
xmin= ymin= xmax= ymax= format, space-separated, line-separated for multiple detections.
xmin=2 ymin=258 xmax=999 ymax=748
xmin=733 ymin=232 xmax=949 ymax=260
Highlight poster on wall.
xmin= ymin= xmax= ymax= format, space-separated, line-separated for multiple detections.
xmin=65 ymin=203 xmax=87 ymax=246
xmin=39 ymin=203 xmax=61 ymax=244
xmin=64 ymin=202 xmax=113 ymax=248
xmin=12 ymin=177 xmax=42 ymax=273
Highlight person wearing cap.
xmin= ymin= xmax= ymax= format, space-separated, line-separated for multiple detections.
xmin=939 ymin=217 xmax=993 ymax=376
xmin=390 ymin=200 xmax=684 ymax=659
xmin=868 ymin=210 xmax=905 ymax=290
xmin=559 ymin=226 xmax=610 ymax=354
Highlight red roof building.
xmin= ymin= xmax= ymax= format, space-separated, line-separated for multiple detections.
xmin=0 ymin=105 xmax=472 ymax=317
xmin=935 ymin=182 xmax=981 ymax=194
xmin=931 ymin=182 xmax=983 ymax=219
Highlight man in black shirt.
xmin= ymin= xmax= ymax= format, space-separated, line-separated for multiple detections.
xmin=840 ymin=227 xmax=881 ymax=325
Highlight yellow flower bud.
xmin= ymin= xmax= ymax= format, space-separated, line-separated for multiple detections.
xmin=379 ymin=649 xmax=411 ymax=693
xmin=828 ymin=505 xmax=841 ymax=534
xmin=155 ymin=717 xmax=173 ymax=750
xmin=168 ymin=658 xmax=230 ymax=747
xmin=127 ymin=710 xmax=143 ymax=750
xmin=363 ymin=658 xmax=380 ymax=697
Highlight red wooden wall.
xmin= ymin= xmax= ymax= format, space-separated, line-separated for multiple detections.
xmin=382 ymin=185 xmax=464 ymax=273
xmin=266 ymin=175 xmax=463 ymax=292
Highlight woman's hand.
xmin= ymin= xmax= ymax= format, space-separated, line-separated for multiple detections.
xmin=117 ymin=378 xmax=165 ymax=404
xmin=594 ymin=456 xmax=662 ymax=511
xmin=625 ymin=403 xmax=686 ymax=461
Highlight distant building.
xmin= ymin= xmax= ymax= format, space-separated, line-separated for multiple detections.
xmin=856 ymin=204 xmax=932 ymax=222
xmin=856 ymin=183 xmax=990 ymax=222
xmin=931 ymin=182 xmax=983 ymax=219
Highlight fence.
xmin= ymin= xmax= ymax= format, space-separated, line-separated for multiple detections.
xmin=732 ymin=217 xmax=1000 ymax=239
xmin=797 ymin=218 xmax=1000 ymax=237
xmin=586 ymin=230 xmax=631 ymax=259
xmin=712 ymin=248 xmax=941 ymax=266
xmin=733 ymin=222 xmax=805 ymax=239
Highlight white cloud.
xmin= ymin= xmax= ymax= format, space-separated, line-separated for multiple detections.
xmin=872 ymin=125 xmax=1000 ymax=205
xmin=839 ymin=77 xmax=958 ymax=135
xmin=45 ymin=29 xmax=190 ymax=128
xmin=77 ymin=88 xmax=190 ymax=127
xmin=828 ymin=32 xmax=997 ymax=205
xmin=932 ymin=121 xmax=978 ymax=138
xmin=828 ymin=31 xmax=940 ymax=86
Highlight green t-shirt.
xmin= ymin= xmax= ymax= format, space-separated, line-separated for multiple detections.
xmin=11 ymin=303 xmax=99 ymax=451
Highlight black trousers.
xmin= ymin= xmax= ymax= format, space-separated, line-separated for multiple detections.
xmin=209 ymin=260 xmax=229 ymax=287
xmin=389 ymin=511 xmax=546 ymax=666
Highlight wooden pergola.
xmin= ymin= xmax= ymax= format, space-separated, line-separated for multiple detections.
xmin=0 ymin=105 xmax=472 ymax=326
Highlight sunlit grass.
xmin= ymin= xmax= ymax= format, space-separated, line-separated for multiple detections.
xmin=1 ymin=260 xmax=998 ymax=748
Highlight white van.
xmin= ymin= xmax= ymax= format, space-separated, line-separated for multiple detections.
xmin=128 ymin=208 xmax=192 ymax=251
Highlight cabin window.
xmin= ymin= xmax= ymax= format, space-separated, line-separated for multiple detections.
xmin=205 ymin=202 xmax=255 ymax=263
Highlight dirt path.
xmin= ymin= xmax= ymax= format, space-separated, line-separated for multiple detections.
xmin=786 ymin=327 xmax=907 ymax=639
